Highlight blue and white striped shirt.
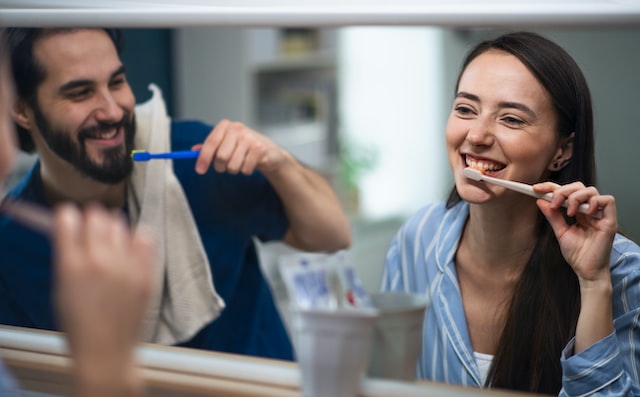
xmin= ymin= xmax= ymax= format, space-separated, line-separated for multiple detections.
xmin=381 ymin=201 xmax=640 ymax=396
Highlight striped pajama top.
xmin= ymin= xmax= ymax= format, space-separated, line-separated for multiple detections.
xmin=380 ymin=201 xmax=640 ymax=396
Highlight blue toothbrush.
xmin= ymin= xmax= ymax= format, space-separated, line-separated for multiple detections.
xmin=131 ymin=149 xmax=200 ymax=162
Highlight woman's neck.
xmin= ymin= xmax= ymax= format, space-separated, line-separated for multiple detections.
xmin=455 ymin=200 xmax=541 ymax=354
xmin=461 ymin=200 xmax=540 ymax=276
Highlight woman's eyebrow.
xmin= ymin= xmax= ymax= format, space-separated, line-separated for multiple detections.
xmin=456 ymin=91 xmax=538 ymax=120
xmin=455 ymin=91 xmax=479 ymax=102
xmin=498 ymin=101 xmax=537 ymax=120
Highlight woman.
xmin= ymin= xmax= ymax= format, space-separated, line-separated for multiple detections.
xmin=0 ymin=28 xmax=153 ymax=397
xmin=381 ymin=31 xmax=640 ymax=395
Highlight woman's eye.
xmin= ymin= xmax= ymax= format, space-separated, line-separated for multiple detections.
xmin=502 ymin=116 xmax=525 ymax=126
xmin=454 ymin=105 xmax=475 ymax=116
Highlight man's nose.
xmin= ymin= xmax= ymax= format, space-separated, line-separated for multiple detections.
xmin=93 ymin=90 xmax=124 ymax=122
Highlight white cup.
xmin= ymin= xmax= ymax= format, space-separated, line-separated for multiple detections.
xmin=293 ymin=307 xmax=378 ymax=397
xmin=367 ymin=292 xmax=429 ymax=380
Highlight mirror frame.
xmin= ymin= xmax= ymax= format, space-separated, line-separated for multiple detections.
xmin=1 ymin=1 xmax=640 ymax=28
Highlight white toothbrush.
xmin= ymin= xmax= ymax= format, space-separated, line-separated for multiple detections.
xmin=462 ymin=168 xmax=603 ymax=219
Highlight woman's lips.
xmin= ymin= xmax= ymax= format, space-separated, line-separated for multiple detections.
xmin=463 ymin=154 xmax=505 ymax=174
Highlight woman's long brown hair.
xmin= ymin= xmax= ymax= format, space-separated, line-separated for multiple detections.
xmin=447 ymin=31 xmax=595 ymax=394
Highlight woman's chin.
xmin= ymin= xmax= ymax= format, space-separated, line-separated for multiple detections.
xmin=456 ymin=185 xmax=494 ymax=204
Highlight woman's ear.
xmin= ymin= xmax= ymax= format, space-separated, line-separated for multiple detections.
xmin=548 ymin=133 xmax=574 ymax=171
xmin=12 ymin=100 xmax=33 ymax=131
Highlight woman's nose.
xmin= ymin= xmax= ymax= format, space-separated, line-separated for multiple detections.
xmin=465 ymin=118 xmax=494 ymax=146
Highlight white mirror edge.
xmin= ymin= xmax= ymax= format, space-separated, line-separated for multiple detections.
xmin=1 ymin=2 xmax=640 ymax=28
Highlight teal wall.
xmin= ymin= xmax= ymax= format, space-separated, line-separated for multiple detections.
xmin=120 ymin=29 xmax=174 ymax=115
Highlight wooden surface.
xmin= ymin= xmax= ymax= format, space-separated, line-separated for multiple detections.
xmin=0 ymin=325 xmax=549 ymax=397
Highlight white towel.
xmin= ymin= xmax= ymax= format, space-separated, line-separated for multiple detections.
xmin=127 ymin=84 xmax=225 ymax=345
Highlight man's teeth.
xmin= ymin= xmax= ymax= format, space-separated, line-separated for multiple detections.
xmin=466 ymin=158 xmax=502 ymax=172
xmin=90 ymin=129 xmax=118 ymax=140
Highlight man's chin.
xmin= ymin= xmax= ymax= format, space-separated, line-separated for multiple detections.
xmin=79 ymin=160 xmax=133 ymax=185
xmin=85 ymin=171 xmax=131 ymax=185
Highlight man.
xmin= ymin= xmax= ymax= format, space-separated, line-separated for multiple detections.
xmin=1 ymin=28 xmax=351 ymax=360
xmin=1 ymin=28 xmax=152 ymax=396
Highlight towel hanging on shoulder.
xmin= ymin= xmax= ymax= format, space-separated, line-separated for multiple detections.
xmin=128 ymin=84 xmax=225 ymax=345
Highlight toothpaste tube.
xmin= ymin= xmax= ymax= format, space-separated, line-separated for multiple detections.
xmin=279 ymin=253 xmax=336 ymax=309
xmin=279 ymin=250 xmax=372 ymax=310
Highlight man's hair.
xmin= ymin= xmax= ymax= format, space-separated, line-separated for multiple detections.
xmin=6 ymin=28 xmax=123 ymax=153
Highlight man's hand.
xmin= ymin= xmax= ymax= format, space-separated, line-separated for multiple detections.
xmin=193 ymin=119 xmax=290 ymax=176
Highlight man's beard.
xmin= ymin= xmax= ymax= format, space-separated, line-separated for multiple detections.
xmin=33 ymin=103 xmax=136 ymax=185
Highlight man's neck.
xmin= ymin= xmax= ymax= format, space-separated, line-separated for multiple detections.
xmin=39 ymin=163 xmax=128 ymax=209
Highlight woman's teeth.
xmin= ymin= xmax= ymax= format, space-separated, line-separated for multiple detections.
xmin=465 ymin=158 xmax=503 ymax=173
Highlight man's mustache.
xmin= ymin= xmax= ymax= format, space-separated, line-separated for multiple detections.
xmin=78 ymin=115 xmax=132 ymax=139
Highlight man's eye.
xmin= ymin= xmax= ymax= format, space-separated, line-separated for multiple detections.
xmin=110 ymin=77 xmax=126 ymax=88
xmin=67 ymin=89 xmax=90 ymax=99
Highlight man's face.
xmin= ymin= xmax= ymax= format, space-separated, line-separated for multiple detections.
xmin=28 ymin=29 xmax=137 ymax=184
xmin=0 ymin=54 xmax=16 ymax=183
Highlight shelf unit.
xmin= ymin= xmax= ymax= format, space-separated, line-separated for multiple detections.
xmin=247 ymin=28 xmax=339 ymax=175
xmin=174 ymin=27 xmax=339 ymax=177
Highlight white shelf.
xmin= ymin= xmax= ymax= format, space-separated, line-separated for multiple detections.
xmin=251 ymin=51 xmax=336 ymax=74
xmin=246 ymin=28 xmax=338 ymax=174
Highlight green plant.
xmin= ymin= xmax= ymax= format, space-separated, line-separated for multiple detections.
xmin=338 ymin=136 xmax=378 ymax=191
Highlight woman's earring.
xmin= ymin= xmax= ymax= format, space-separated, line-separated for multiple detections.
xmin=553 ymin=162 xmax=559 ymax=169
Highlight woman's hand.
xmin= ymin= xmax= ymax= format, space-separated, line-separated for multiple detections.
xmin=533 ymin=181 xmax=617 ymax=284
xmin=53 ymin=203 xmax=155 ymax=397
xmin=534 ymin=181 xmax=616 ymax=353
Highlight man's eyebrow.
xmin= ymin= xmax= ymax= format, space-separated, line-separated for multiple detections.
xmin=58 ymin=79 xmax=92 ymax=94
xmin=111 ymin=65 xmax=127 ymax=79
xmin=58 ymin=65 xmax=127 ymax=94
xmin=456 ymin=91 xmax=537 ymax=120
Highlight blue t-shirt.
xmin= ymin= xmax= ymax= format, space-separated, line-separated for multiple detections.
xmin=0 ymin=120 xmax=293 ymax=360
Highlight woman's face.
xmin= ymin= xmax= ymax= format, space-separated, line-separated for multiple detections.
xmin=0 ymin=55 xmax=16 ymax=184
xmin=446 ymin=49 xmax=568 ymax=205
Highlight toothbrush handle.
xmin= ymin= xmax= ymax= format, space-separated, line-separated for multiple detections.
xmin=539 ymin=192 xmax=602 ymax=219
xmin=484 ymin=176 xmax=603 ymax=219
xmin=155 ymin=150 xmax=200 ymax=159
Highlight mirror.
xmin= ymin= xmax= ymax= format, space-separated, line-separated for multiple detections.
xmin=2 ymin=0 xmax=640 ymax=372
xmin=12 ymin=26 xmax=639 ymax=285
